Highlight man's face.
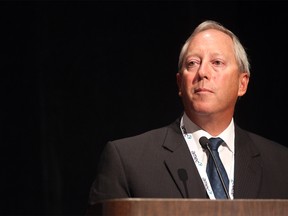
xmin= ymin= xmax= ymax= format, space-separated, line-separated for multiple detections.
xmin=177 ymin=29 xmax=249 ymax=120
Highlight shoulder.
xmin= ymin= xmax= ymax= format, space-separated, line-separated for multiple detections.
xmin=109 ymin=118 xmax=181 ymax=150
xmin=236 ymin=125 xmax=288 ymax=156
xmin=98 ymin=118 xmax=182 ymax=165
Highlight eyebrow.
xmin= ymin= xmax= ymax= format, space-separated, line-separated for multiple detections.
xmin=185 ymin=52 xmax=226 ymax=59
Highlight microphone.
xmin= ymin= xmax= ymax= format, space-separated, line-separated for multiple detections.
xmin=178 ymin=168 xmax=189 ymax=198
xmin=199 ymin=136 xmax=231 ymax=199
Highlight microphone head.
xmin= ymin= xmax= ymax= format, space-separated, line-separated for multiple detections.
xmin=199 ymin=136 xmax=210 ymax=149
xmin=178 ymin=168 xmax=188 ymax=181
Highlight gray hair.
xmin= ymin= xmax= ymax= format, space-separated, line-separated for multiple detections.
xmin=178 ymin=20 xmax=250 ymax=77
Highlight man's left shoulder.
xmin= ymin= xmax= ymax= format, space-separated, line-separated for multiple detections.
xmin=236 ymin=125 xmax=287 ymax=152
xmin=243 ymin=128 xmax=288 ymax=154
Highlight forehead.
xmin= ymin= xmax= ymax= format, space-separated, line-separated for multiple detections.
xmin=187 ymin=29 xmax=234 ymax=52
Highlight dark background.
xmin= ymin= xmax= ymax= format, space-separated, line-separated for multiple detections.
xmin=1 ymin=1 xmax=287 ymax=215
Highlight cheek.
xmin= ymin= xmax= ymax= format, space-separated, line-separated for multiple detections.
xmin=222 ymin=76 xmax=241 ymax=99
xmin=181 ymin=79 xmax=194 ymax=95
xmin=181 ymin=74 xmax=195 ymax=87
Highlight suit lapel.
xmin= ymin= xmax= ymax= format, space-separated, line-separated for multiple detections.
xmin=234 ymin=126 xmax=262 ymax=198
xmin=163 ymin=119 xmax=207 ymax=198
xmin=162 ymin=121 xmax=263 ymax=198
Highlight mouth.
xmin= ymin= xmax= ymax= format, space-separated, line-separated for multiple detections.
xmin=194 ymin=88 xmax=213 ymax=94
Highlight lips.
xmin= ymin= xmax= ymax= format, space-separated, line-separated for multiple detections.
xmin=194 ymin=88 xmax=213 ymax=93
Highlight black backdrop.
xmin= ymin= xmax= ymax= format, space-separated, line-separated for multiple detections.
xmin=1 ymin=1 xmax=288 ymax=215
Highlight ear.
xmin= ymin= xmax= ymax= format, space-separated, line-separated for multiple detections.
xmin=238 ymin=72 xmax=249 ymax=97
xmin=176 ymin=72 xmax=182 ymax=96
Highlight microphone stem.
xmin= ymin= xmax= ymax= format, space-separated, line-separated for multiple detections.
xmin=207 ymin=146 xmax=231 ymax=200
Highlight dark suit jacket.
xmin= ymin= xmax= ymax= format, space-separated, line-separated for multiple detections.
xmin=88 ymin=118 xmax=288 ymax=205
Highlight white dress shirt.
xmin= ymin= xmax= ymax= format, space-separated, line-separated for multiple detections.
xmin=182 ymin=112 xmax=235 ymax=182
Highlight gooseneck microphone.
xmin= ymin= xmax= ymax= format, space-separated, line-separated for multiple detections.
xmin=199 ymin=136 xmax=231 ymax=199
xmin=178 ymin=168 xmax=189 ymax=198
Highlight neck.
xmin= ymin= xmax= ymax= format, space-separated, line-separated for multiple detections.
xmin=185 ymin=112 xmax=233 ymax=136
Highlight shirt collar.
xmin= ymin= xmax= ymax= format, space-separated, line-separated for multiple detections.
xmin=182 ymin=112 xmax=235 ymax=153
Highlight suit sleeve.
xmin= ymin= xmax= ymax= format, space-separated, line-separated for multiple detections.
xmin=88 ymin=141 xmax=130 ymax=205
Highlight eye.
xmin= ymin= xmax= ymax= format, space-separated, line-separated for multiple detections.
xmin=212 ymin=60 xmax=224 ymax=66
xmin=186 ymin=60 xmax=199 ymax=69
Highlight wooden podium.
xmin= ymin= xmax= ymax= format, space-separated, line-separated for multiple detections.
xmin=86 ymin=198 xmax=288 ymax=216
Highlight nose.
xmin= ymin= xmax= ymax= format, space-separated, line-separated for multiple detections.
xmin=197 ymin=62 xmax=209 ymax=80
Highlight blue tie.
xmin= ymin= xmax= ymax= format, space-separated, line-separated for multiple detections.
xmin=206 ymin=137 xmax=229 ymax=199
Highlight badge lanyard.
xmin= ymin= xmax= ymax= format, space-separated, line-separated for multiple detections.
xmin=180 ymin=117 xmax=234 ymax=199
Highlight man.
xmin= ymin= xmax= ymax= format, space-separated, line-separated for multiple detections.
xmin=87 ymin=20 xmax=288 ymax=206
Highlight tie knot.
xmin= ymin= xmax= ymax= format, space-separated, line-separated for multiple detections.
xmin=209 ymin=137 xmax=223 ymax=151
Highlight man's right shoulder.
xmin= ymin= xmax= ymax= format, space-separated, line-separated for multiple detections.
xmin=108 ymin=117 xmax=181 ymax=148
